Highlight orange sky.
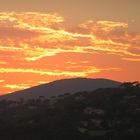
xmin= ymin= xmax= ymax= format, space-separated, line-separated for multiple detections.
xmin=0 ymin=1 xmax=140 ymax=95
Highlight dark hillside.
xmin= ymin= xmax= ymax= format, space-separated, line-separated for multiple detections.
xmin=0 ymin=78 xmax=121 ymax=100
xmin=0 ymin=82 xmax=140 ymax=140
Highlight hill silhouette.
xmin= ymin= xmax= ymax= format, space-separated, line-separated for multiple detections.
xmin=0 ymin=82 xmax=139 ymax=140
xmin=0 ymin=78 xmax=121 ymax=100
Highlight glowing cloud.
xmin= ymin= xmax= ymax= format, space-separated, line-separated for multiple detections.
xmin=0 ymin=66 xmax=119 ymax=77
xmin=0 ymin=11 xmax=139 ymax=94
xmin=0 ymin=12 xmax=140 ymax=62
xmin=5 ymin=84 xmax=30 ymax=90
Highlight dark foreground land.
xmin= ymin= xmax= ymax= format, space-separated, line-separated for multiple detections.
xmin=0 ymin=82 xmax=140 ymax=140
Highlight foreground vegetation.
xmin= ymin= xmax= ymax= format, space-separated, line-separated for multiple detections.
xmin=0 ymin=82 xmax=140 ymax=140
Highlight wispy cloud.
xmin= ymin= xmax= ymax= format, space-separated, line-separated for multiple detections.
xmin=0 ymin=12 xmax=139 ymax=62
xmin=0 ymin=66 xmax=120 ymax=77
xmin=5 ymin=84 xmax=30 ymax=90
xmin=122 ymin=57 xmax=140 ymax=62
xmin=0 ymin=80 xmax=5 ymax=83
xmin=0 ymin=11 xmax=139 ymax=94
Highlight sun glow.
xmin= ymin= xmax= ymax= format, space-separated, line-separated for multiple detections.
xmin=0 ymin=12 xmax=139 ymax=94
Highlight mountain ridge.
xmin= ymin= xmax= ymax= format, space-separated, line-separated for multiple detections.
xmin=0 ymin=78 xmax=121 ymax=100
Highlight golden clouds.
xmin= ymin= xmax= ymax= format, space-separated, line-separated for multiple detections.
xmin=122 ymin=57 xmax=140 ymax=62
xmin=0 ymin=12 xmax=139 ymax=62
xmin=5 ymin=84 xmax=30 ymax=90
xmin=80 ymin=20 xmax=128 ymax=32
xmin=0 ymin=12 xmax=63 ymax=29
xmin=0 ymin=66 xmax=115 ymax=77
xmin=0 ymin=11 xmax=139 ymax=94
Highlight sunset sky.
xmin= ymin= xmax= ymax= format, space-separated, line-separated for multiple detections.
xmin=0 ymin=0 xmax=140 ymax=94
